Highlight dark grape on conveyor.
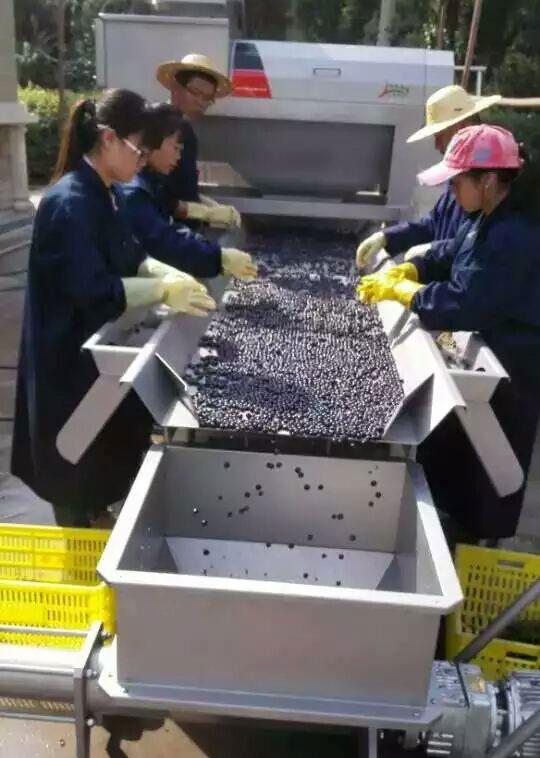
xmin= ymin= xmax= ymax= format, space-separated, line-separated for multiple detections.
xmin=183 ymin=228 xmax=404 ymax=441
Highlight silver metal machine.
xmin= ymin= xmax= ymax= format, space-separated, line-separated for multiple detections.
xmin=95 ymin=0 xmax=451 ymax=221
xmin=35 ymin=279 xmax=534 ymax=754
xmin=57 ymin=295 xmax=525 ymax=500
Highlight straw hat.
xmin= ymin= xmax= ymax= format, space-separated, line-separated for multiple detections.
xmin=407 ymin=85 xmax=501 ymax=143
xmin=156 ymin=53 xmax=232 ymax=98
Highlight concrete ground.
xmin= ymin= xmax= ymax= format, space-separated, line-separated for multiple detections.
xmin=0 ymin=206 xmax=537 ymax=756
xmin=0 ymin=717 xmax=361 ymax=757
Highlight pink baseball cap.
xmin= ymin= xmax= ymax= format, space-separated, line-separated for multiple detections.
xmin=417 ymin=124 xmax=523 ymax=186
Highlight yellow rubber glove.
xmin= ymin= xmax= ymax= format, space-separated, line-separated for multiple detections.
xmin=162 ymin=273 xmax=217 ymax=317
xmin=221 ymin=248 xmax=258 ymax=279
xmin=122 ymin=277 xmax=165 ymax=310
xmin=404 ymin=242 xmax=432 ymax=261
xmin=200 ymin=194 xmax=242 ymax=229
xmin=138 ymin=257 xmax=194 ymax=282
xmin=360 ymin=262 xmax=419 ymax=288
xmin=185 ymin=202 xmax=242 ymax=229
xmin=355 ymin=231 xmax=386 ymax=268
xmin=357 ymin=275 xmax=424 ymax=308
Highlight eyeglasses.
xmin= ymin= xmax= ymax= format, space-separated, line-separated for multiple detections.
xmin=122 ymin=137 xmax=148 ymax=164
xmin=184 ymin=84 xmax=216 ymax=106
xmin=97 ymin=124 xmax=147 ymax=163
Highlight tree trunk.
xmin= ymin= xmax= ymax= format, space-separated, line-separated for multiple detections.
xmin=377 ymin=0 xmax=396 ymax=45
xmin=461 ymin=0 xmax=483 ymax=90
xmin=446 ymin=0 xmax=461 ymax=48
xmin=57 ymin=0 xmax=67 ymax=115
xmin=437 ymin=0 xmax=448 ymax=48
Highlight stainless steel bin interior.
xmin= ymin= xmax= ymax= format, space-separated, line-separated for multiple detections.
xmin=99 ymin=446 xmax=462 ymax=722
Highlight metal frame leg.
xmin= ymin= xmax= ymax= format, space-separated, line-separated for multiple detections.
xmin=73 ymin=623 xmax=103 ymax=758
xmin=358 ymin=727 xmax=378 ymax=758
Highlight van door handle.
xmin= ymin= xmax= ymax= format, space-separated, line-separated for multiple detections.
xmin=312 ymin=67 xmax=342 ymax=78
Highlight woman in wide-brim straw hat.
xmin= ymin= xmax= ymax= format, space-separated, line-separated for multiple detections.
xmin=154 ymin=53 xmax=242 ymax=230
xmin=355 ymin=84 xmax=501 ymax=269
xmin=358 ymin=123 xmax=540 ymax=539
xmin=156 ymin=53 xmax=233 ymax=99
xmin=407 ymin=84 xmax=501 ymax=144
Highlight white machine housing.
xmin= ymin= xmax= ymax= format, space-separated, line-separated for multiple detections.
xmin=95 ymin=8 xmax=453 ymax=221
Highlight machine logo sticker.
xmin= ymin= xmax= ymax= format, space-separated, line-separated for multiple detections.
xmin=379 ymin=83 xmax=410 ymax=98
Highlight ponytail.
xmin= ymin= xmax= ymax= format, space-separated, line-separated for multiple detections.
xmin=506 ymin=144 xmax=540 ymax=219
xmin=466 ymin=142 xmax=540 ymax=219
xmin=52 ymin=89 xmax=148 ymax=183
xmin=52 ymin=99 xmax=99 ymax=183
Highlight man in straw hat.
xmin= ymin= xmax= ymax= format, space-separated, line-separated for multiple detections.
xmin=355 ymin=84 xmax=500 ymax=269
xmin=156 ymin=53 xmax=242 ymax=230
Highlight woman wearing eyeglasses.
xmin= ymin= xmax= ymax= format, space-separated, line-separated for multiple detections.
xmin=11 ymin=89 xmax=215 ymax=526
xmin=122 ymin=104 xmax=257 ymax=281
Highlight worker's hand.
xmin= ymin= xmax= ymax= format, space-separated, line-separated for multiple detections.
xmin=360 ymin=262 xmax=418 ymax=288
xmin=356 ymin=274 xmax=424 ymax=308
xmin=207 ymin=203 xmax=242 ymax=229
xmin=138 ymin=256 xmax=193 ymax=281
xmin=404 ymin=242 xmax=432 ymax=261
xmin=162 ymin=273 xmax=217 ymax=317
xmin=221 ymin=248 xmax=258 ymax=279
xmin=199 ymin=195 xmax=242 ymax=229
xmin=122 ymin=277 xmax=166 ymax=310
xmin=355 ymin=231 xmax=386 ymax=268
xmin=185 ymin=201 xmax=242 ymax=229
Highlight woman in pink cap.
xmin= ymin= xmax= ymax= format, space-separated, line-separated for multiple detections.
xmin=358 ymin=124 xmax=540 ymax=539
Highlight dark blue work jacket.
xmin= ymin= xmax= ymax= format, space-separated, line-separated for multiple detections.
xmin=164 ymin=118 xmax=200 ymax=206
xmin=385 ymin=185 xmax=469 ymax=257
xmin=411 ymin=197 xmax=540 ymax=392
xmin=11 ymin=160 xmax=153 ymax=512
xmin=121 ymin=168 xmax=222 ymax=278
xmin=411 ymin=194 xmax=540 ymax=537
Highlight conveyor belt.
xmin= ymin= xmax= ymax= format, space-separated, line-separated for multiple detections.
xmin=184 ymin=230 xmax=404 ymax=441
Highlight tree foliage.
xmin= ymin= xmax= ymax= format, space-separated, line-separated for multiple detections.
xmin=15 ymin=0 xmax=146 ymax=90
xmin=244 ymin=0 xmax=289 ymax=39
xmin=15 ymin=0 xmax=540 ymax=95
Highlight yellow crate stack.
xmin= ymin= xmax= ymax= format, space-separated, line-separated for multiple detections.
xmin=0 ymin=524 xmax=114 ymax=649
xmin=446 ymin=544 xmax=540 ymax=679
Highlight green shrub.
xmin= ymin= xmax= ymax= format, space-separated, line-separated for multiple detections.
xmin=485 ymin=108 xmax=540 ymax=166
xmin=496 ymin=51 xmax=540 ymax=99
xmin=484 ymin=108 xmax=540 ymax=216
xmin=19 ymin=86 xmax=61 ymax=182
xmin=18 ymin=86 xmax=94 ymax=183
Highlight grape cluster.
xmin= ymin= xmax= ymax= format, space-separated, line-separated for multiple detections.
xmin=184 ymin=229 xmax=404 ymax=442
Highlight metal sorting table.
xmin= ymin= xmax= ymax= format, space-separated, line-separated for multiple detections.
xmin=53 ymin=258 xmax=525 ymax=727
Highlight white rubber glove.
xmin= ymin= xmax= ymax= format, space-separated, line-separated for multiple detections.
xmin=162 ymin=273 xmax=216 ymax=317
xmin=221 ymin=248 xmax=258 ymax=280
xmin=122 ymin=277 xmax=165 ymax=310
xmin=404 ymin=242 xmax=432 ymax=261
xmin=185 ymin=201 xmax=242 ymax=229
xmin=355 ymin=231 xmax=386 ymax=268
xmin=138 ymin=256 xmax=193 ymax=281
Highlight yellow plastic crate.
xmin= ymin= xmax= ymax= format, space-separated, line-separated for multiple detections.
xmin=446 ymin=544 xmax=540 ymax=679
xmin=0 ymin=524 xmax=115 ymax=649
xmin=0 ymin=524 xmax=109 ymax=584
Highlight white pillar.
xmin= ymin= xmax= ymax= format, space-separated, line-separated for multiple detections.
xmin=0 ymin=0 xmax=36 ymax=213
xmin=9 ymin=126 xmax=33 ymax=213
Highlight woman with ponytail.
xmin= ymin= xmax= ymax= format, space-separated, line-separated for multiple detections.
xmin=12 ymin=89 xmax=215 ymax=525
